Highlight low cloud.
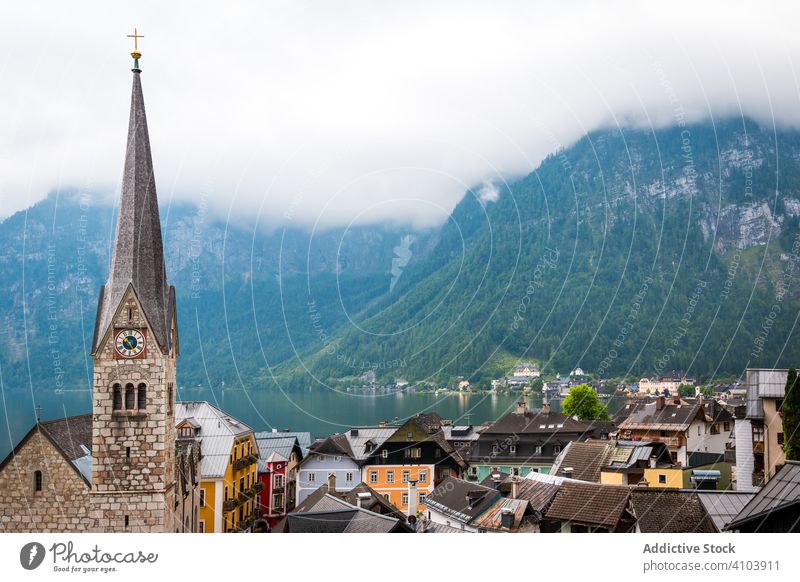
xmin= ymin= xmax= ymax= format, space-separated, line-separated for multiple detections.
xmin=1 ymin=1 xmax=799 ymax=229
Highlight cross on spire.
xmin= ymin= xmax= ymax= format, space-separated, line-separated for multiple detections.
xmin=127 ymin=27 xmax=144 ymax=71
xmin=127 ymin=27 xmax=144 ymax=52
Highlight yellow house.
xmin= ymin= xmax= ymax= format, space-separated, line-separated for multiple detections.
xmin=176 ymin=401 xmax=260 ymax=532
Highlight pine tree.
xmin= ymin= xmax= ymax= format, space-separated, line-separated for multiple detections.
xmin=782 ymin=368 xmax=800 ymax=461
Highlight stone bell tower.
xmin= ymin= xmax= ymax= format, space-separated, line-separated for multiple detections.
xmin=90 ymin=33 xmax=179 ymax=532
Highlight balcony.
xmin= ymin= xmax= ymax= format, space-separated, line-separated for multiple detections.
xmin=233 ymin=453 xmax=258 ymax=472
xmin=647 ymin=436 xmax=683 ymax=448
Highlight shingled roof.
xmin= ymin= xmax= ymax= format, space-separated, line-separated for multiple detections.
xmin=551 ymin=441 xmax=615 ymax=482
xmin=483 ymin=408 xmax=590 ymax=435
xmin=92 ymin=68 xmax=174 ymax=354
xmin=629 ymin=490 xmax=717 ymax=533
xmin=545 ymin=481 xmax=631 ymax=529
xmin=618 ymin=399 xmax=703 ymax=432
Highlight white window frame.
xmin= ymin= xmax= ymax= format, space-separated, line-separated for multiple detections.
xmin=402 ymin=492 xmax=409 ymax=506
xmin=419 ymin=470 xmax=427 ymax=483
xmin=370 ymin=470 xmax=378 ymax=484
xmin=387 ymin=470 xmax=395 ymax=484
xmin=308 ymin=472 xmax=316 ymax=483
xmin=382 ymin=449 xmax=389 ymax=458
xmin=345 ymin=472 xmax=354 ymax=482
xmin=402 ymin=470 xmax=410 ymax=483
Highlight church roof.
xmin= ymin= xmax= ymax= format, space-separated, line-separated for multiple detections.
xmin=93 ymin=67 xmax=174 ymax=354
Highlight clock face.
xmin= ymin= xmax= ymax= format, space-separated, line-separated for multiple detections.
xmin=114 ymin=329 xmax=145 ymax=358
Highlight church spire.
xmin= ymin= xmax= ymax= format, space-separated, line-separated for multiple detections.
xmin=92 ymin=39 xmax=174 ymax=354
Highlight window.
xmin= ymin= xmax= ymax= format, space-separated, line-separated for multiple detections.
xmin=274 ymin=474 xmax=284 ymax=488
xmin=334 ymin=455 xmax=341 ymax=462
xmin=125 ymin=383 xmax=135 ymax=409
xmin=345 ymin=472 xmax=354 ymax=482
xmin=419 ymin=493 xmax=427 ymax=504
xmin=553 ymin=445 xmax=561 ymax=454
xmin=239 ymin=477 xmax=244 ymax=494
xmin=419 ymin=470 xmax=427 ymax=483
xmin=406 ymin=447 xmax=422 ymax=459
xmin=273 ymin=494 xmax=284 ymax=512
xmin=200 ymin=489 xmax=206 ymax=508
xmin=387 ymin=470 xmax=395 ymax=484
xmin=199 ymin=520 xmax=205 ymax=533
xmin=407 ymin=432 xmax=414 ymax=439
xmin=33 ymin=470 xmax=42 ymax=492
xmin=124 ymin=515 xmax=129 ymax=528
xmin=509 ymin=445 xmax=516 ymax=454
xmin=126 ymin=446 xmax=131 ymax=458
xmin=112 ymin=383 xmax=122 ymax=410
xmin=753 ymin=425 xmax=765 ymax=443
xmin=658 ymin=474 xmax=667 ymax=484
xmin=723 ymin=422 xmax=730 ymax=432
xmin=168 ymin=383 xmax=173 ymax=415
xmin=710 ymin=423 xmax=719 ymax=435
xmin=370 ymin=470 xmax=378 ymax=484
xmin=511 ymin=467 xmax=520 ymax=476
xmin=402 ymin=492 xmax=409 ymax=506
xmin=535 ymin=446 xmax=543 ymax=455
xmin=467 ymin=467 xmax=478 ymax=477
xmin=381 ymin=449 xmax=389 ymax=459
xmin=697 ymin=425 xmax=701 ymax=436
xmin=224 ymin=486 xmax=229 ymax=501
xmin=137 ymin=383 xmax=147 ymax=409
xmin=308 ymin=473 xmax=316 ymax=483
xmin=402 ymin=470 xmax=410 ymax=483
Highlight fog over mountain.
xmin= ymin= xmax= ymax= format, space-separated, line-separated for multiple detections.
xmin=2 ymin=1 xmax=800 ymax=229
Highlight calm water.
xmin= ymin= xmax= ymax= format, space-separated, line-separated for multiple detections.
xmin=0 ymin=387 xmax=550 ymax=459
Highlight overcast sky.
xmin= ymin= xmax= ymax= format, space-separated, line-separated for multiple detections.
xmin=2 ymin=1 xmax=800 ymax=229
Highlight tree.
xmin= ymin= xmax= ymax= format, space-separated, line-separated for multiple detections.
xmin=561 ymin=384 xmax=610 ymax=421
xmin=679 ymin=384 xmax=696 ymax=397
xmin=782 ymin=368 xmax=800 ymax=461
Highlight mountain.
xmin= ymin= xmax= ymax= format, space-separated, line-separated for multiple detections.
xmin=3 ymin=118 xmax=800 ymax=392
xmin=0 ymin=194 xmax=437 ymax=390
xmin=291 ymin=118 xmax=800 ymax=385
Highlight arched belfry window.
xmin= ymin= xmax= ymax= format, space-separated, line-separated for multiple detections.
xmin=137 ymin=383 xmax=147 ymax=409
xmin=112 ymin=383 xmax=122 ymax=410
xmin=125 ymin=383 xmax=135 ymax=409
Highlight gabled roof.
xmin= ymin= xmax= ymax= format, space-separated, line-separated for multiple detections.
xmin=618 ymin=399 xmax=703 ymax=432
xmin=175 ymin=401 xmax=253 ymax=478
xmin=293 ymin=482 xmax=405 ymax=518
xmin=342 ymin=427 xmax=396 ymax=460
xmin=726 ymin=461 xmax=800 ymax=530
xmin=513 ymin=479 xmax=560 ymax=514
xmin=482 ymin=408 xmax=590 ymax=436
xmin=255 ymin=436 xmax=302 ymax=473
xmin=629 ymin=489 xmax=717 ymax=533
xmin=254 ymin=431 xmax=312 ymax=455
xmin=425 ymin=476 xmax=500 ymax=523
xmin=285 ymin=506 xmax=408 ymax=533
xmin=93 ymin=69 xmax=173 ymax=354
xmin=696 ymin=491 xmax=755 ymax=531
xmin=545 ymin=481 xmax=631 ymax=529
xmin=551 ymin=441 xmax=615 ymax=482
xmin=0 ymin=414 xmax=93 ymax=486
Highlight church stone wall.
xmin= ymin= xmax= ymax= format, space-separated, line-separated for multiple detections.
xmin=0 ymin=431 xmax=92 ymax=532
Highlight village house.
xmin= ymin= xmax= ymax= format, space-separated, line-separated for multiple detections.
xmin=735 ymin=368 xmax=788 ymax=490
xmin=361 ymin=415 xmax=465 ymax=515
xmin=617 ymin=395 xmax=733 ymax=466
xmin=295 ymin=425 xmax=396 ymax=505
xmin=176 ymin=401 xmax=259 ymax=533
xmin=254 ymin=435 xmax=303 ymax=527
xmin=550 ymin=439 xmax=672 ymax=486
xmin=464 ymin=399 xmax=594 ymax=482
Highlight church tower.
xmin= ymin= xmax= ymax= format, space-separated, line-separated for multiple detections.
xmin=90 ymin=34 xmax=179 ymax=532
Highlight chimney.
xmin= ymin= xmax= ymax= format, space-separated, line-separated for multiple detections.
xmin=407 ymin=479 xmax=419 ymax=517
xmin=379 ymin=420 xmax=388 ymax=428
xmin=649 ymin=456 xmax=657 ymax=469
xmin=500 ymin=507 xmax=515 ymax=529
xmin=356 ymin=491 xmax=371 ymax=509
xmin=673 ymin=393 xmax=681 ymax=405
xmin=655 ymin=396 xmax=665 ymax=410
xmin=542 ymin=400 xmax=551 ymax=414
xmin=511 ymin=476 xmax=520 ymax=499
xmin=272 ymin=428 xmax=278 ymax=433
xmin=562 ymin=467 xmax=574 ymax=479
xmin=515 ymin=398 xmax=528 ymax=414
xmin=327 ymin=473 xmax=336 ymax=492
xmin=491 ymin=472 xmax=503 ymax=489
